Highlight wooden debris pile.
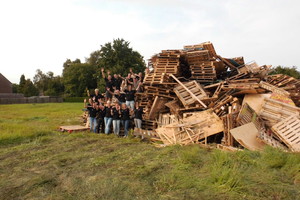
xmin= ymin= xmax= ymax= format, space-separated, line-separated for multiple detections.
xmin=134 ymin=41 xmax=300 ymax=152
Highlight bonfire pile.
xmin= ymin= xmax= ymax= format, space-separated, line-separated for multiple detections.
xmin=134 ymin=42 xmax=300 ymax=152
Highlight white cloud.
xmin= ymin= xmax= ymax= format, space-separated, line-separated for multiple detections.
xmin=0 ymin=0 xmax=299 ymax=83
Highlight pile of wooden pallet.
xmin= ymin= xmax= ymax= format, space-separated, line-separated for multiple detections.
xmin=134 ymin=41 xmax=300 ymax=152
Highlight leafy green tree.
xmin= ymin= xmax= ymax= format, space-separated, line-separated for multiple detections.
xmin=270 ymin=66 xmax=300 ymax=79
xmin=23 ymin=79 xmax=39 ymax=97
xmin=12 ymin=84 xmax=19 ymax=93
xmin=18 ymin=74 xmax=26 ymax=93
xmin=86 ymin=38 xmax=146 ymax=77
xmin=63 ymin=63 xmax=97 ymax=97
xmin=33 ymin=69 xmax=64 ymax=96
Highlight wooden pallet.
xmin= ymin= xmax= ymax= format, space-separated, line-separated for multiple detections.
xmin=222 ymin=113 xmax=238 ymax=146
xmin=266 ymin=74 xmax=300 ymax=87
xmin=186 ymin=50 xmax=211 ymax=65
xmin=173 ymin=80 xmax=208 ymax=108
xmin=143 ymin=73 xmax=173 ymax=85
xmin=148 ymin=96 xmax=169 ymax=120
xmin=59 ymin=125 xmax=89 ymax=132
xmin=259 ymin=81 xmax=290 ymax=96
xmin=227 ymin=72 xmax=250 ymax=80
xmin=142 ymin=119 xmax=158 ymax=130
xmin=237 ymin=103 xmax=265 ymax=130
xmin=259 ymin=98 xmax=300 ymax=127
xmin=143 ymin=86 xmax=173 ymax=98
xmin=189 ymin=61 xmax=217 ymax=82
xmin=271 ymin=115 xmax=300 ymax=152
xmin=165 ymin=99 xmax=182 ymax=115
xmin=237 ymin=61 xmax=261 ymax=74
xmin=157 ymin=113 xmax=179 ymax=127
xmin=211 ymin=93 xmax=234 ymax=116
xmin=184 ymin=42 xmax=217 ymax=58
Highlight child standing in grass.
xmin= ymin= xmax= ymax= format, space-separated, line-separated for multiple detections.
xmin=84 ymin=99 xmax=98 ymax=133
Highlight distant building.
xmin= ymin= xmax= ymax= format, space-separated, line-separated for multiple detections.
xmin=0 ymin=73 xmax=12 ymax=93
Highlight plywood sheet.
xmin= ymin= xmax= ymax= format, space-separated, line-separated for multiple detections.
xmin=242 ymin=94 xmax=271 ymax=113
xmin=230 ymin=122 xmax=266 ymax=151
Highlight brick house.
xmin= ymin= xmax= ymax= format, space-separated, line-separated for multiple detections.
xmin=0 ymin=73 xmax=12 ymax=93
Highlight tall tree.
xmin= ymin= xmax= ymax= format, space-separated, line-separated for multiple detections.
xmin=18 ymin=74 xmax=26 ymax=93
xmin=86 ymin=38 xmax=146 ymax=76
xmin=63 ymin=63 xmax=97 ymax=97
xmin=23 ymin=79 xmax=39 ymax=97
xmin=33 ymin=69 xmax=64 ymax=96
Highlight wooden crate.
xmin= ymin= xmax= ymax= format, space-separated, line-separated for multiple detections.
xmin=271 ymin=115 xmax=300 ymax=152
xmin=173 ymin=80 xmax=208 ymax=107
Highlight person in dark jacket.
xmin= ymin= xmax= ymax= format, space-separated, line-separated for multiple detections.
xmin=87 ymin=88 xmax=104 ymax=104
xmin=134 ymin=102 xmax=143 ymax=130
xmin=124 ymin=83 xmax=141 ymax=109
xmin=104 ymin=101 xmax=113 ymax=134
xmin=101 ymin=68 xmax=114 ymax=101
xmin=96 ymin=103 xmax=106 ymax=133
xmin=84 ymin=99 xmax=98 ymax=133
xmin=111 ymin=103 xmax=121 ymax=136
xmin=114 ymin=89 xmax=126 ymax=105
xmin=120 ymin=103 xmax=131 ymax=137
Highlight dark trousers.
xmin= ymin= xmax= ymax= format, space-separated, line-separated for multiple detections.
xmin=96 ymin=118 xmax=105 ymax=133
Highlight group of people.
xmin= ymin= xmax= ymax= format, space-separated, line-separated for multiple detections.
xmin=84 ymin=68 xmax=146 ymax=137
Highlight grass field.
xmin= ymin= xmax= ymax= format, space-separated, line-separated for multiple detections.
xmin=0 ymin=103 xmax=299 ymax=200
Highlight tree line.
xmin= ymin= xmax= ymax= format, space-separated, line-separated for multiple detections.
xmin=13 ymin=38 xmax=300 ymax=97
xmin=14 ymin=38 xmax=146 ymax=97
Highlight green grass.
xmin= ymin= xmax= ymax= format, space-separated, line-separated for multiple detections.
xmin=0 ymin=103 xmax=299 ymax=200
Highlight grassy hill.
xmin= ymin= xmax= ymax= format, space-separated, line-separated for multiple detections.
xmin=0 ymin=103 xmax=299 ymax=200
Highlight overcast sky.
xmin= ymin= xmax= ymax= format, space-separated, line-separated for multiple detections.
xmin=1 ymin=0 xmax=300 ymax=83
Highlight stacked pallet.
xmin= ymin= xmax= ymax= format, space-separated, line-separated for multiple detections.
xmin=133 ymin=41 xmax=300 ymax=152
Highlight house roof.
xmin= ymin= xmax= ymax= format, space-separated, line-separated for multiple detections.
xmin=0 ymin=73 xmax=12 ymax=85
